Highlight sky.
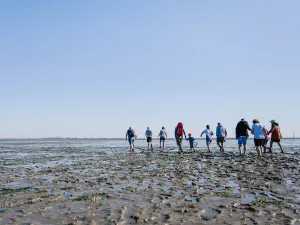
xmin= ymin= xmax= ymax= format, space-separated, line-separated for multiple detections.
xmin=0 ymin=0 xmax=299 ymax=138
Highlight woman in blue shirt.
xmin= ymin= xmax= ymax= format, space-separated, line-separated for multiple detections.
xmin=251 ymin=119 xmax=267 ymax=157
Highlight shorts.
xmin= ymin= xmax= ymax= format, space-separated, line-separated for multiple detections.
xmin=217 ymin=137 xmax=225 ymax=143
xmin=263 ymin=139 xmax=269 ymax=146
xmin=254 ymin=139 xmax=264 ymax=147
xmin=206 ymin=136 xmax=212 ymax=143
xmin=176 ymin=136 xmax=183 ymax=146
xmin=271 ymin=139 xmax=280 ymax=143
xmin=238 ymin=136 xmax=247 ymax=145
xmin=147 ymin=137 xmax=152 ymax=143
xmin=128 ymin=137 xmax=135 ymax=144
xmin=160 ymin=137 xmax=166 ymax=141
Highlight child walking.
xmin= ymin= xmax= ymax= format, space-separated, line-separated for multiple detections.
xmin=186 ymin=133 xmax=196 ymax=152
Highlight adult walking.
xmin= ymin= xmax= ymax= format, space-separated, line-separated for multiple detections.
xmin=216 ymin=122 xmax=227 ymax=152
xmin=145 ymin=127 xmax=153 ymax=148
xmin=200 ymin=125 xmax=214 ymax=152
xmin=125 ymin=127 xmax=136 ymax=152
xmin=236 ymin=118 xmax=252 ymax=156
xmin=175 ymin=122 xmax=187 ymax=153
xmin=251 ymin=119 xmax=267 ymax=157
xmin=268 ymin=120 xmax=284 ymax=153
xmin=158 ymin=126 xmax=167 ymax=149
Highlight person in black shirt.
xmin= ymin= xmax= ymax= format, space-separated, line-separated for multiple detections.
xmin=236 ymin=118 xmax=251 ymax=156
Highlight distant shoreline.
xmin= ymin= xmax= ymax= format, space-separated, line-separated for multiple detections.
xmin=0 ymin=137 xmax=299 ymax=141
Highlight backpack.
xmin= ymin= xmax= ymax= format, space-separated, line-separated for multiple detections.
xmin=177 ymin=122 xmax=183 ymax=136
xmin=128 ymin=129 xmax=134 ymax=137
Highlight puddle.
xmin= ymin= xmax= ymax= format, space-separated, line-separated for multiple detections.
xmin=199 ymin=208 xmax=221 ymax=221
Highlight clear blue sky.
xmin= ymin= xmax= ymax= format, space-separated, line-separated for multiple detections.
xmin=0 ymin=0 xmax=299 ymax=138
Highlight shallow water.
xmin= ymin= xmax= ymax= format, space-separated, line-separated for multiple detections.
xmin=0 ymin=139 xmax=299 ymax=224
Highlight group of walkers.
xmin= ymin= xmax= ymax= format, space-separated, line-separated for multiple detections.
xmin=125 ymin=119 xmax=283 ymax=156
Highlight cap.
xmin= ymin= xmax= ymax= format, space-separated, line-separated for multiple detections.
xmin=270 ymin=120 xmax=276 ymax=123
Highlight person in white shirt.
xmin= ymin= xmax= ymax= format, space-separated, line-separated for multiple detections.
xmin=201 ymin=125 xmax=214 ymax=152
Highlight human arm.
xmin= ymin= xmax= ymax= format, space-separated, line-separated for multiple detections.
xmin=200 ymin=131 xmax=204 ymax=137
xmin=125 ymin=131 xmax=128 ymax=139
xmin=225 ymin=128 xmax=227 ymax=137
xmin=183 ymin=129 xmax=187 ymax=139
xmin=246 ymin=122 xmax=251 ymax=131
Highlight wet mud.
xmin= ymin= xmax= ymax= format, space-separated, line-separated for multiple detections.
xmin=0 ymin=141 xmax=300 ymax=224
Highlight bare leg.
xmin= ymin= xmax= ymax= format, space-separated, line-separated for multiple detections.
xmin=159 ymin=140 xmax=162 ymax=148
xmin=207 ymin=142 xmax=211 ymax=152
xmin=256 ymin=146 xmax=262 ymax=157
xmin=269 ymin=141 xmax=273 ymax=153
xmin=238 ymin=144 xmax=242 ymax=155
xmin=243 ymin=144 xmax=247 ymax=156
xmin=278 ymin=142 xmax=283 ymax=153
xmin=217 ymin=142 xmax=222 ymax=152
xmin=163 ymin=140 xmax=165 ymax=149
xmin=221 ymin=142 xmax=224 ymax=152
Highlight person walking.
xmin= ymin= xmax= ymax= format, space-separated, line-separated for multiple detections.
xmin=145 ymin=127 xmax=153 ymax=148
xmin=251 ymin=119 xmax=267 ymax=157
xmin=200 ymin=125 xmax=214 ymax=152
xmin=175 ymin=122 xmax=187 ymax=153
xmin=216 ymin=123 xmax=227 ymax=152
xmin=186 ymin=133 xmax=196 ymax=152
xmin=126 ymin=127 xmax=136 ymax=152
xmin=268 ymin=120 xmax=284 ymax=153
xmin=158 ymin=126 xmax=167 ymax=149
xmin=236 ymin=118 xmax=252 ymax=156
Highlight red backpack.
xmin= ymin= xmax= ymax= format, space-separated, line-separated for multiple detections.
xmin=177 ymin=122 xmax=183 ymax=136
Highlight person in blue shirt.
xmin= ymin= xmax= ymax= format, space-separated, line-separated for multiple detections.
xmin=125 ymin=127 xmax=135 ymax=152
xmin=216 ymin=123 xmax=227 ymax=152
xmin=186 ymin=133 xmax=195 ymax=152
xmin=158 ymin=127 xmax=167 ymax=149
xmin=145 ymin=127 xmax=153 ymax=148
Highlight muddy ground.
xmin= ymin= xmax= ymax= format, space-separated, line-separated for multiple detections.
xmin=0 ymin=141 xmax=299 ymax=224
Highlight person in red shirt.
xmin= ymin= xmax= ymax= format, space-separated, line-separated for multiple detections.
xmin=268 ymin=120 xmax=283 ymax=153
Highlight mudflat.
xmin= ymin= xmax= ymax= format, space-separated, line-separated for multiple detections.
xmin=0 ymin=140 xmax=299 ymax=224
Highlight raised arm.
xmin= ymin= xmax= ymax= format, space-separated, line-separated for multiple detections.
xmin=200 ymin=131 xmax=204 ymax=137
